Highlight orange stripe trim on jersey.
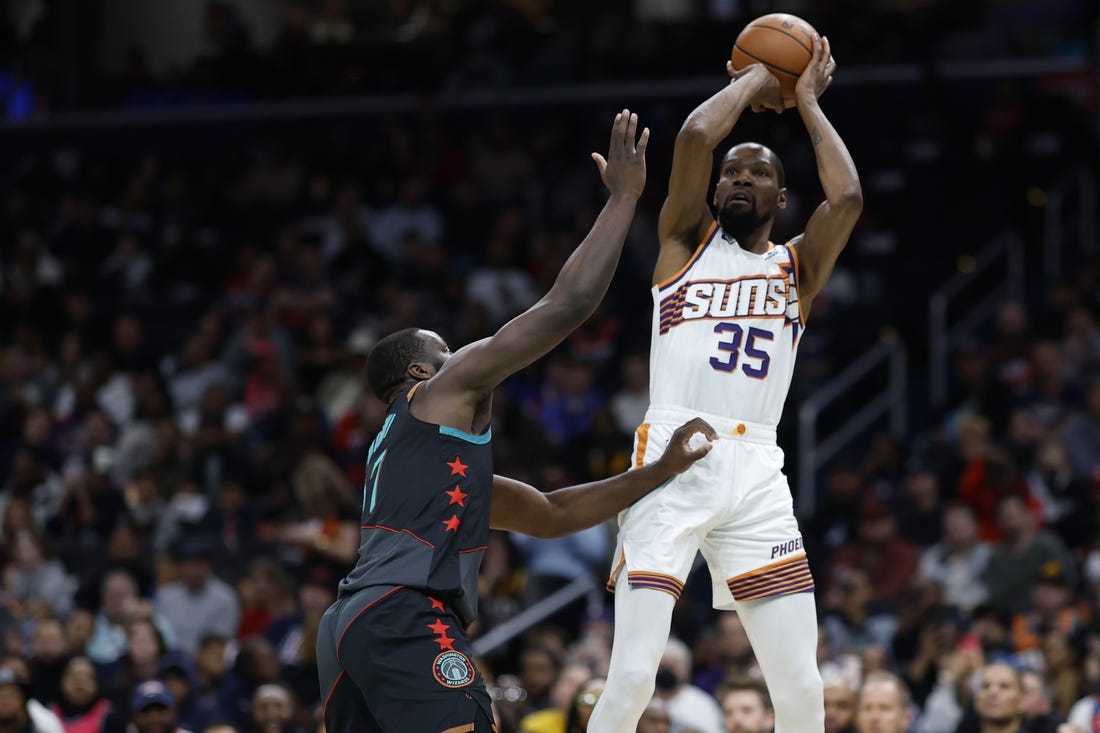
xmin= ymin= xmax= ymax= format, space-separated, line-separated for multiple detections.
xmin=441 ymin=725 xmax=476 ymax=733
xmin=407 ymin=380 xmax=425 ymax=402
xmin=634 ymin=423 xmax=651 ymax=468
xmin=656 ymin=221 xmax=718 ymax=291
xmin=606 ymin=550 xmax=627 ymax=592
xmin=786 ymin=242 xmax=806 ymax=325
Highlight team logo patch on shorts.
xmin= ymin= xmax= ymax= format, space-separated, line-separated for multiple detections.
xmin=432 ymin=650 xmax=475 ymax=688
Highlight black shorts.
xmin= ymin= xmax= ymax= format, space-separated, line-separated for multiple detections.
xmin=318 ymin=585 xmax=495 ymax=733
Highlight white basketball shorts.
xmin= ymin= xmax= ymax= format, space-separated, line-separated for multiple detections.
xmin=608 ymin=405 xmax=814 ymax=609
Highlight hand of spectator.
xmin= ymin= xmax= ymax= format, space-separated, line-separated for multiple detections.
xmin=590 ymin=109 xmax=648 ymax=201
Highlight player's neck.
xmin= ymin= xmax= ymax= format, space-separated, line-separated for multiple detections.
xmin=725 ymin=227 xmax=772 ymax=254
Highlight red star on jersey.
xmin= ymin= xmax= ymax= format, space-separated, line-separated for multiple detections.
xmin=445 ymin=485 xmax=468 ymax=506
xmin=427 ymin=619 xmax=450 ymax=636
xmin=446 ymin=457 xmax=468 ymax=477
xmin=428 ymin=597 xmax=445 ymax=612
xmin=435 ymin=632 xmax=456 ymax=651
xmin=442 ymin=514 xmax=461 ymax=532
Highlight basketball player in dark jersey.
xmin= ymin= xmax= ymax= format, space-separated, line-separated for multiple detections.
xmin=317 ymin=110 xmax=718 ymax=733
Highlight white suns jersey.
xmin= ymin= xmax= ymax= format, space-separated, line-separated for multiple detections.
xmin=649 ymin=223 xmax=805 ymax=428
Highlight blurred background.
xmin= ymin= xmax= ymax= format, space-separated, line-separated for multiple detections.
xmin=0 ymin=1 xmax=1097 ymax=733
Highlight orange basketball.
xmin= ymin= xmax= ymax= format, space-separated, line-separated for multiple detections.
xmin=731 ymin=13 xmax=817 ymax=104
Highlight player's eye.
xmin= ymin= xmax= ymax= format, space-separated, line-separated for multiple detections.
xmin=755 ymin=169 xmax=768 ymax=176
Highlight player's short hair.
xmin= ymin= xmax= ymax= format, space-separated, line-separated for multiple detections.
xmin=724 ymin=143 xmax=786 ymax=187
xmin=860 ymin=671 xmax=911 ymax=709
xmin=717 ymin=675 xmax=772 ymax=711
xmin=366 ymin=328 xmax=430 ymax=401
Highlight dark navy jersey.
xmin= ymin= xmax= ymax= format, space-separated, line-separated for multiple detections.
xmin=338 ymin=383 xmax=493 ymax=626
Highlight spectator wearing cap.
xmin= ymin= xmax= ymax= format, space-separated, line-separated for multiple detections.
xmin=1010 ymin=562 xmax=1086 ymax=653
xmin=0 ymin=665 xmax=64 ymax=733
xmin=154 ymin=539 xmax=240 ymax=657
xmin=830 ymin=498 xmax=920 ymax=609
xmin=49 ymin=656 xmax=115 ymax=733
xmin=983 ymin=494 xmax=1078 ymax=614
xmin=245 ymin=684 xmax=304 ymax=733
xmin=126 ymin=680 xmax=191 ymax=733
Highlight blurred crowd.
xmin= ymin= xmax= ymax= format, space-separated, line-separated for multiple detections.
xmin=0 ymin=0 xmax=1095 ymax=114
xmin=0 ymin=2 xmax=1098 ymax=733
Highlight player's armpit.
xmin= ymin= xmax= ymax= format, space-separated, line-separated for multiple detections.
xmin=791 ymin=97 xmax=862 ymax=314
xmin=656 ymin=131 xmax=717 ymax=286
xmin=787 ymin=186 xmax=861 ymax=314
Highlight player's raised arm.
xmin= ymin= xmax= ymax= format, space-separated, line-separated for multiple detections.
xmin=426 ymin=110 xmax=648 ymax=400
xmin=489 ymin=419 xmax=717 ymax=538
xmin=656 ymin=64 xmax=782 ymax=284
xmin=787 ymin=35 xmax=863 ymax=315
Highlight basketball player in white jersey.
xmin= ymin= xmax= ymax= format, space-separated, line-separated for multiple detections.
xmin=588 ymin=35 xmax=862 ymax=733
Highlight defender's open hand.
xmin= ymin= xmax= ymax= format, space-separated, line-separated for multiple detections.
xmin=592 ymin=109 xmax=649 ymax=200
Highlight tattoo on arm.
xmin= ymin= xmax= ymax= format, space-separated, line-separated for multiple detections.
xmin=811 ymin=126 xmax=823 ymax=145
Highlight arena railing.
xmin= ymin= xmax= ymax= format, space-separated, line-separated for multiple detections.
xmin=0 ymin=57 xmax=1090 ymax=131
xmin=796 ymin=335 xmax=907 ymax=517
xmin=1044 ymin=168 xmax=1097 ymax=282
xmin=928 ymin=233 xmax=1025 ymax=409
xmin=471 ymin=574 xmax=599 ymax=658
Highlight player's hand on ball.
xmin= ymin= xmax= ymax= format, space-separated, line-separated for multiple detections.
xmin=795 ymin=34 xmax=836 ymax=106
xmin=659 ymin=418 xmax=718 ymax=473
xmin=726 ymin=62 xmax=784 ymax=114
xmin=592 ymin=109 xmax=649 ymax=200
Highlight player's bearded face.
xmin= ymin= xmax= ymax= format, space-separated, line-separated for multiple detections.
xmin=718 ymin=196 xmax=771 ymax=234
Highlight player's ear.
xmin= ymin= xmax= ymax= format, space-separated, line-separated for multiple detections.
xmin=408 ymin=361 xmax=434 ymax=380
xmin=777 ymin=188 xmax=788 ymax=209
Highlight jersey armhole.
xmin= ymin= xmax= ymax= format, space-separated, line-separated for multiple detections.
xmin=785 ymin=242 xmax=807 ymax=326
xmin=656 ymin=220 xmax=717 ymax=291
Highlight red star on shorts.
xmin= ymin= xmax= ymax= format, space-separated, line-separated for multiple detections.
xmin=442 ymin=514 xmax=461 ymax=532
xmin=428 ymin=597 xmax=445 ymax=612
xmin=446 ymin=457 xmax=468 ymax=477
xmin=445 ymin=485 xmax=468 ymax=506
xmin=427 ymin=619 xmax=450 ymax=636
xmin=435 ymin=632 xmax=456 ymax=651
